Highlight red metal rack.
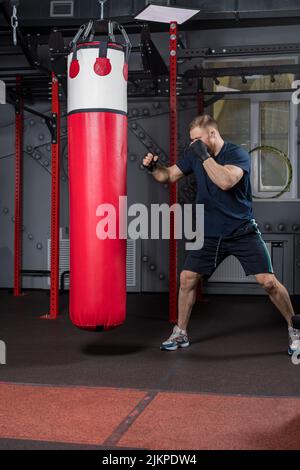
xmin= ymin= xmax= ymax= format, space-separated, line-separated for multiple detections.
xmin=169 ymin=21 xmax=178 ymax=323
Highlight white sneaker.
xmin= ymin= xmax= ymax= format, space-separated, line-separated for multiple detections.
xmin=288 ymin=327 xmax=300 ymax=356
xmin=160 ymin=325 xmax=190 ymax=351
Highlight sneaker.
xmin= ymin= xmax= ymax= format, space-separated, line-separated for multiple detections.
xmin=160 ymin=325 xmax=190 ymax=351
xmin=288 ymin=326 xmax=300 ymax=356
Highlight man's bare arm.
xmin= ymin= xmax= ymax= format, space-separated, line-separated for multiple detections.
xmin=203 ymin=159 xmax=244 ymax=190
xmin=142 ymin=153 xmax=184 ymax=183
xmin=152 ymin=163 xmax=184 ymax=183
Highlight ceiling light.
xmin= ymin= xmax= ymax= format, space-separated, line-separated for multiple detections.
xmin=134 ymin=4 xmax=200 ymax=24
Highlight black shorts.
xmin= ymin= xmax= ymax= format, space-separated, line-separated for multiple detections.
xmin=183 ymin=220 xmax=274 ymax=278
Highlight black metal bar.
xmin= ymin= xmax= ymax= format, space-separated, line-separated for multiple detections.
xmin=56 ymin=23 xmax=146 ymax=34
xmin=6 ymin=74 xmax=50 ymax=84
xmin=47 ymin=113 xmax=58 ymax=144
xmin=7 ymin=93 xmax=52 ymax=119
xmin=126 ymin=88 xmax=298 ymax=101
xmin=184 ymin=64 xmax=300 ymax=79
xmin=0 ymin=67 xmax=38 ymax=71
xmin=0 ymin=71 xmax=45 ymax=78
xmin=0 ymin=51 xmax=23 ymax=56
xmin=21 ymin=270 xmax=50 ymax=277
xmin=60 ymin=270 xmax=70 ymax=293
xmin=178 ymin=43 xmax=300 ymax=59
xmin=22 ymin=105 xmax=51 ymax=120
xmin=20 ymin=270 xmax=70 ymax=294
xmin=204 ymin=94 xmax=225 ymax=107
xmin=7 ymin=93 xmax=58 ymax=138
xmin=203 ymin=88 xmax=297 ymax=95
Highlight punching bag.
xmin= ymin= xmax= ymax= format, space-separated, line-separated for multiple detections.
xmin=67 ymin=31 xmax=129 ymax=330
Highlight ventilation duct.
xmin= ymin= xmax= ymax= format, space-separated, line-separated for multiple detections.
xmin=50 ymin=1 xmax=74 ymax=17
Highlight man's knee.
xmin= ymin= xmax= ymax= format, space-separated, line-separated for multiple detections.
xmin=256 ymin=273 xmax=278 ymax=294
xmin=180 ymin=270 xmax=201 ymax=292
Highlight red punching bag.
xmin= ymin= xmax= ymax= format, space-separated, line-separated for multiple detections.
xmin=67 ymin=27 xmax=130 ymax=331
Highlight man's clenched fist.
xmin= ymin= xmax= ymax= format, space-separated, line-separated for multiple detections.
xmin=189 ymin=139 xmax=211 ymax=163
xmin=142 ymin=153 xmax=159 ymax=172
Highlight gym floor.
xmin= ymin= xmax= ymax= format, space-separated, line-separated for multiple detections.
xmin=0 ymin=290 xmax=299 ymax=450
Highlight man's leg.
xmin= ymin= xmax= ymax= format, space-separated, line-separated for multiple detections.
xmin=160 ymin=237 xmax=219 ymax=350
xmin=255 ymin=273 xmax=294 ymax=326
xmin=160 ymin=270 xmax=201 ymax=351
xmin=177 ymin=270 xmax=201 ymax=331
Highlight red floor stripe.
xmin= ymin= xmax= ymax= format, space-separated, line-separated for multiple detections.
xmin=0 ymin=383 xmax=145 ymax=445
xmin=1 ymin=383 xmax=300 ymax=449
xmin=119 ymin=392 xmax=300 ymax=450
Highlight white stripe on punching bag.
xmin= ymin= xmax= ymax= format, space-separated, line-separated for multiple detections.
xmin=67 ymin=44 xmax=127 ymax=114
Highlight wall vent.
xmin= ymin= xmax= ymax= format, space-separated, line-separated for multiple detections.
xmin=126 ymin=239 xmax=137 ymax=287
xmin=0 ymin=80 xmax=5 ymax=104
xmin=50 ymin=1 xmax=74 ymax=17
xmin=47 ymin=236 xmax=70 ymax=288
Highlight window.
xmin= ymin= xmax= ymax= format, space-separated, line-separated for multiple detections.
xmin=259 ymin=101 xmax=289 ymax=190
xmin=213 ymin=98 xmax=250 ymax=149
xmin=206 ymin=57 xmax=298 ymax=199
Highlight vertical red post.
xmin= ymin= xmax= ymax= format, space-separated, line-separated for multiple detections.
xmin=197 ymin=80 xmax=204 ymax=115
xmin=13 ymin=76 xmax=23 ymax=297
xmin=48 ymin=73 xmax=60 ymax=318
xmin=196 ymin=82 xmax=205 ymax=302
xmin=169 ymin=22 xmax=178 ymax=323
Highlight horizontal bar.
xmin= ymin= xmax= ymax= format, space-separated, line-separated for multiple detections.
xmin=21 ymin=270 xmax=51 ymax=277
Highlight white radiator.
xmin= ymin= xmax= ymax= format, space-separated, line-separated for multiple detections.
xmin=47 ymin=234 xmax=137 ymax=288
xmin=126 ymin=239 xmax=137 ymax=287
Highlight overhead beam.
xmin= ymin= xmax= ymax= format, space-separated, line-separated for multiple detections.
xmin=179 ymin=43 xmax=300 ymax=59
xmin=184 ymin=64 xmax=300 ymax=79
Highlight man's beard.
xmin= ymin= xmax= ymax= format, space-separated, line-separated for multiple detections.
xmin=206 ymin=143 xmax=214 ymax=155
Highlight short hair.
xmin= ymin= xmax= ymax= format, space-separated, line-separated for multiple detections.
xmin=189 ymin=114 xmax=218 ymax=131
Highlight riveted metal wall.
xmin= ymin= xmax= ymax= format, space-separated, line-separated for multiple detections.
xmin=1 ymin=17 xmax=300 ymax=293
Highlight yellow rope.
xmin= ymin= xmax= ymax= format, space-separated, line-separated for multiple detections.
xmin=249 ymin=145 xmax=293 ymax=199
